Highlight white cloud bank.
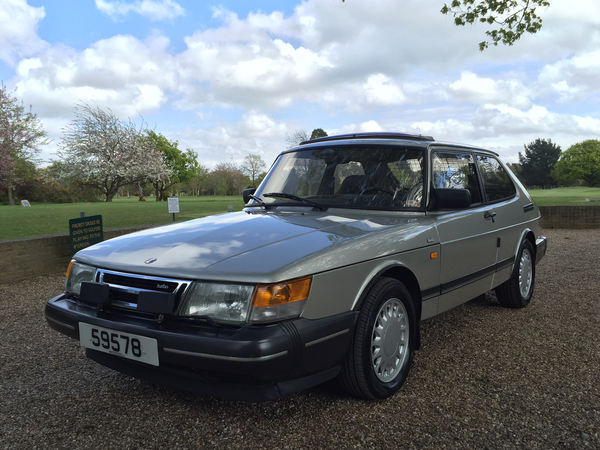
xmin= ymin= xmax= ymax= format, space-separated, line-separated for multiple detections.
xmin=2 ymin=0 xmax=600 ymax=166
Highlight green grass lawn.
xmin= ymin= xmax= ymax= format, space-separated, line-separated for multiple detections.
xmin=527 ymin=187 xmax=600 ymax=206
xmin=0 ymin=196 xmax=245 ymax=240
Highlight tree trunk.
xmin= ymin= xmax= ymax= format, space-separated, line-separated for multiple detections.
xmin=137 ymin=182 xmax=146 ymax=201
xmin=8 ymin=187 xmax=15 ymax=206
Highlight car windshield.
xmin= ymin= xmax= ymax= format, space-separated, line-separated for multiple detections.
xmin=252 ymin=145 xmax=425 ymax=210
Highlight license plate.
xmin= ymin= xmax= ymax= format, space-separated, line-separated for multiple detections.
xmin=79 ymin=323 xmax=159 ymax=366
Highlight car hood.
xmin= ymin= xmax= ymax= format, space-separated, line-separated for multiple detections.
xmin=75 ymin=209 xmax=436 ymax=283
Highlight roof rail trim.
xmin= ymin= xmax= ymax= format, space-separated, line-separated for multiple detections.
xmin=300 ymin=132 xmax=435 ymax=145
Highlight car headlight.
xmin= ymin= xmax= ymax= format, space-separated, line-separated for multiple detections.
xmin=180 ymin=276 xmax=312 ymax=325
xmin=65 ymin=260 xmax=96 ymax=296
xmin=179 ymin=282 xmax=255 ymax=324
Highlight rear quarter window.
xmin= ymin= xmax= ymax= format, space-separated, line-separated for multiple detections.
xmin=476 ymin=155 xmax=516 ymax=202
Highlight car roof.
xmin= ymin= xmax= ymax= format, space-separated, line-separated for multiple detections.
xmin=293 ymin=132 xmax=500 ymax=157
xmin=300 ymin=132 xmax=435 ymax=144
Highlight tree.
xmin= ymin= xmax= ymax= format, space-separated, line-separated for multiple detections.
xmin=285 ymin=128 xmax=328 ymax=148
xmin=144 ymin=131 xmax=199 ymax=201
xmin=552 ymin=140 xmax=600 ymax=187
xmin=310 ymin=128 xmax=328 ymax=140
xmin=209 ymin=162 xmax=246 ymax=196
xmin=57 ymin=104 xmax=171 ymax=202
xmin=518 ymin=138 xmax=561 ymax=188
xmin=285 ymin=129 xmax=310 ymax=148
xmin=0 ymin=84 xmax=48 ymax=205
xmin=506 ymin=162 xmax=523 ymax=178
xmin=240 ymin=154 xmax=267 ymax=188
xmin=440 ymin=0 xmax=550 ymax=50
xmin=184 ymin=164 xmax=210 ymax=196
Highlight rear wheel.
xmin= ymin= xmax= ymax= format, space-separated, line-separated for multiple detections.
xmin=496 ymin=239 xmax=535 ymax=308
xmin=339 ymin=277 xmax=416 ymax=400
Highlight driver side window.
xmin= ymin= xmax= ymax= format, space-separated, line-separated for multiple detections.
xmin=432 ymin=152 xmax=482 ymax=204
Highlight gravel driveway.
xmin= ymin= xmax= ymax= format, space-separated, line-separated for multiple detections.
xmin=1 ymin=228 xmax=598 ymax=449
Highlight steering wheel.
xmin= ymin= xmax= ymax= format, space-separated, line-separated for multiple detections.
xmin=360 ymin=187 xmax=395 ymax=196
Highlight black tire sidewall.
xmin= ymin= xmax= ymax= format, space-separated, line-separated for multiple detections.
xmin=359 ymin=278 xmax=416 ymax=399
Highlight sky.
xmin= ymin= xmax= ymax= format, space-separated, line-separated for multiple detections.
xmin=1 ymin=0 xmax=600 ymax=169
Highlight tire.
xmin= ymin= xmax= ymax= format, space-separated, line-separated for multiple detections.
xmin=496 ymin=239 xmax=535 ymax=308
xmin=339 ymin=277 xmax=416 ymax=400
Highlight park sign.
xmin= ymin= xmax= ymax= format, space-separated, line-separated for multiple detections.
xmin=168 ymin=197 xmax=180 ymax=222
xmin=69 ymin=215 xmax=103 ymax=255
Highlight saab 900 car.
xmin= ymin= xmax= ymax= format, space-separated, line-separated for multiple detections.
xmin=45 ymin=132 xmax=547 ymax=401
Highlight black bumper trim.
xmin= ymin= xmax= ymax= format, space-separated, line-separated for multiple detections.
xmin=163 ymin=347 xmax=289 ymax=362
xmin=305 ymin=328 xmax=349 ymax=347
xmin=45 ymin=315 xmax=76 ymax=330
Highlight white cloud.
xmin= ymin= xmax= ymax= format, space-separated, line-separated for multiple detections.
xmin=177 ymin=29 xmax=333 ymax=109
xmin=14 ymin=34 xmax=175 ymax=118
xmin=0 ymin=0 xmax=46 ymax=66
xmin=363 ymin=74 xmax=405 ymax=106
xmin=536 ymin=51 xmax=600 ymax=103
xmin=95 ymin=0 xmax=184 ymax=21
xmin=172 ymin=112 xmax=289 ymax=168
xmin=336 ymin=121 xmax=384 ymax=135
xmin=449 ymin=72 xmax=531 ymax=109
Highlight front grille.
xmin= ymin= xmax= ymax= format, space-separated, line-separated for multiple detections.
xmin=97 ymin=269 xmax=190 ymax=312
xmin=101 ymin=272 xmax=180 ymax=293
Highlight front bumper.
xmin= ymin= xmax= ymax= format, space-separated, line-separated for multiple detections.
xmin=45 ymin=294 xmax=357 ymax=401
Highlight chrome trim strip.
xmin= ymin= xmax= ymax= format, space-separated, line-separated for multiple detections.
xmin=305 ymin=329 xmax=349 ymax=347
xmin=162 ymin=347 xmax=289 ymax=362
xmin=97 ymin=269 xmax=190 ymax=286
xmin=46 ymin=316 xmax=76 ymax=330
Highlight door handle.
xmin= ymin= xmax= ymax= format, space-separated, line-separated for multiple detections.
xmin=484 ymin=211 xmax=496 ymax=223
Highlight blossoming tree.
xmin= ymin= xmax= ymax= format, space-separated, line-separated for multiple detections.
xmin=58 ymin=103 xmax=173 ymax=202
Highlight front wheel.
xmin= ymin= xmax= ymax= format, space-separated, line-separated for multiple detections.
xmin=496 ymin=239 xmax=535 ymax=308
xmin=339 ymin=278 xmax=416 ymax=400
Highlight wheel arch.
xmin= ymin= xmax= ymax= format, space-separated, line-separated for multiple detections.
xmin=517 ymin=228 xmax=537 ymax=261
xmin=353 ymin=264 xmax=422 ymax=350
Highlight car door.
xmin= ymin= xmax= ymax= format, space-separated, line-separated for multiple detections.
xmin=428 ymin=150 xmax=499 ymax=313
xmin=474 ymin=153 xmax=521 ymax=287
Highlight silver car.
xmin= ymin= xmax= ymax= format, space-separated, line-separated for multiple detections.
xmin=45 ymin=132 xmax=547 ymax=401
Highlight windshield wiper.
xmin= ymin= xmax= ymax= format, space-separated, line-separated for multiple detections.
xmin=263 ymin=192 xmax=327 ymax=211
xmin=246 ymin=194 xmax=267 ymax=207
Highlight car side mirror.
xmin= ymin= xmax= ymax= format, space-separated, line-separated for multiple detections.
xmin=243 ymin=188 xmax=256 ymax=204
xmin=432 ymin=188 xmax=471 ymax=210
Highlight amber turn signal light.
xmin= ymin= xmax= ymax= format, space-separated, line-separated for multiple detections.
xmin=252 ymin=276 xmax=312 ymax=307
xmin=65 ymin=260 xmax=76 ymax=278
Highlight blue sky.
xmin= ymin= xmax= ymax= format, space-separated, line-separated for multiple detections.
xmin=2 ymin=0 xmax=600 ymax=168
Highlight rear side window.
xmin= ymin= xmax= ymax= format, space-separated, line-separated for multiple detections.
xmin=476 ymin=155 xmax=516 ymax=202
